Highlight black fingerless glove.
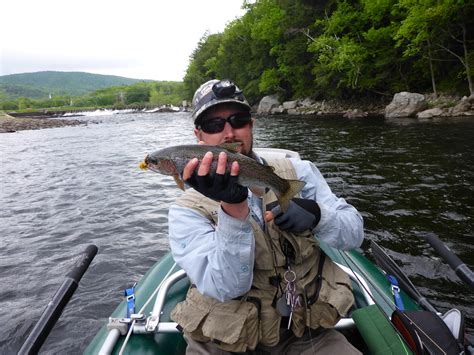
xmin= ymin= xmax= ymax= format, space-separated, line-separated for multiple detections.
xmin=186 ymin=172 xmax=248 ymax=204
xmin=266 ymin=198 xmax=321 ymax=233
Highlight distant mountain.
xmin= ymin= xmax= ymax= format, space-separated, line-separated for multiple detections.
xmin=0 ymin=71 xmax=150 ymax=101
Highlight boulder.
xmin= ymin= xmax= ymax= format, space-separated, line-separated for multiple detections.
xmin=270 ymin=106 xmax=286 ymax=115
xmin=299 ymin=98 xmax=315 ymax=108
xmin=385 ymin=92 xmax=428 ymax=118
xmin=451 ymin=95 xmax=474 ymax=115
xmin=343 ymin=109 xmax=368 ymax=119
xmin=257 ymin=95 xmax=280 ymax=115
xmin=416 ymin=108 xmax=445 ymax=119
xmin=282 ymin=100 xmax=298 ymax=110
xmin=287 ymin=108 xmax=301 ymax=115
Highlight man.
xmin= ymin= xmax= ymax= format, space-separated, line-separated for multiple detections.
xmin=169 ymin=79 xmax=363 ymax=354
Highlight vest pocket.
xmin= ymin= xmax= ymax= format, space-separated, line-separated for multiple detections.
xmin=307 ymin=302 xmax=341 ymax=328
xmin=170 ymin=288 xmax=212 ymax=343
xmin=171 ymin=288 xmax=261 ymax=352
xmin=305 ymin=262 xmax=354 ymax=329
xmin=248 ymin=289 xmax=281 ymax=346
xmin=202 ymin=299 xmax=259 ymax=352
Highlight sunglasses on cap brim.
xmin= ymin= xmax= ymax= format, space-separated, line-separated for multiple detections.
xmin=197 ymin=112 xmax=252 ymax=134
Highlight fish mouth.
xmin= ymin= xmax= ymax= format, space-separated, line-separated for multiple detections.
xmin=145 ymin=163 xmax=161 ymax=173
xmin=140 ymin=154 xmax=160 ymax=172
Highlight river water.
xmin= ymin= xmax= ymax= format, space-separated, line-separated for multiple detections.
xmin=1 ymin=112 xmax=473 ymax=353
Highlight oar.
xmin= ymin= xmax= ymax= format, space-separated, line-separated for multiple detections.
xmin=18 ymin=244 xmax=98 ymax=355
xmin=370 ymin=241 xmax=438 ymax=313
xmin=421 ymin=235 xmax=474 ymax=289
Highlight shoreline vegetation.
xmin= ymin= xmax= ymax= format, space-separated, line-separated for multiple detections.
xmin=2 ymin=1 xmax=472 ymax=133
xmin=2 ymin=92 xmax=472 ymax=133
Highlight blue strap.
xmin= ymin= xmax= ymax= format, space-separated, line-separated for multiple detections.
xmin=387 ymin=275 xmax=405 ymax=310
xmin=124 ymin=283 xmax=137 ymax=318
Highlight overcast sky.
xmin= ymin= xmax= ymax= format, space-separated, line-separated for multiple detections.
xmin=0 ymin=0 xmax=247 ymax=81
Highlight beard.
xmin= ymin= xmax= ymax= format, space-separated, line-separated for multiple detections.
xmin=230 ymin=133 xmax=253 ymax=157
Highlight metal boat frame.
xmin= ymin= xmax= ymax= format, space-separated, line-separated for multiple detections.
xmin=98 ymin=264 xmax=375 ymax=354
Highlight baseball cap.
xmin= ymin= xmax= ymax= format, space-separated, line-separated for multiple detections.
xmin=191 ymin=79 xmax=251 ymax=125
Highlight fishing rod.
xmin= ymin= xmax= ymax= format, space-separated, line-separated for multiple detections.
xmin=370 ymin=241 xmax=438 ymax=313
xmin=367 ymin=241 xmax=473 ymax=354
xmin=18 ymin=244 xmax=98 ymax=355
xmin=336 ymin=246 xmax=460 ymax=354
xmin=334 ymin=248 xmax=418 ymax=351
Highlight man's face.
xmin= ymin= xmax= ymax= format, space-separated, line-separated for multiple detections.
xmin=194 ymin=104 xmax=254 ymax=156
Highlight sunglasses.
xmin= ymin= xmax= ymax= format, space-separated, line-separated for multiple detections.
xmin=198 ymin=112 xmax=252 ymax=134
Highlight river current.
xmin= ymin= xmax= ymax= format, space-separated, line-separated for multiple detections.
xmin=1 ymin=112 xmax=473 ymax=353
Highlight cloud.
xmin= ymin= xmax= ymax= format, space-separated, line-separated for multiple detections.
xmin=0 ymin=0 xmax=246 ymax=80
xmin=2 ymin=49 xmax=140 ymax=73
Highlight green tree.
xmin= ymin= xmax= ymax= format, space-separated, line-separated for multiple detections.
xmin=307 ymin=1 xmax=368 ymax=95
xmin=0 ymin=101 xmax=19 ymax=110
xmin=183 ymin=32 xmax=223 ymax=99
xmin=18 ymin=97 xmax=32 ymax=110
xmin=126 ymin=84 xmax=151 ymax=104
xmin=396 ymin=0 xmax=474 ymax=95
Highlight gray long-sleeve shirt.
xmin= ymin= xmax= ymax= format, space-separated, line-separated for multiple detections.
xmin=168 ymin=157 xmax=364 ymax=302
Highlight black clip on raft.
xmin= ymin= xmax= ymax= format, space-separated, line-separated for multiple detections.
xmin=18 ymin=244 xmax=98 ymax=355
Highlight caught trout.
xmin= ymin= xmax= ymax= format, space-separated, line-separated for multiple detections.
xmin=139 ymin=143 xmax=305 ymax=211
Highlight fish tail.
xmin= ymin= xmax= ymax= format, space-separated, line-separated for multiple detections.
xmin=277 ymin=179 xmax=306 ymax=212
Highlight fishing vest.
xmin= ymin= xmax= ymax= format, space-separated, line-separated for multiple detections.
xmin=170 ymin=157 xmax=354 ymax=352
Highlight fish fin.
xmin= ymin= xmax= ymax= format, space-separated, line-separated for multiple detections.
xmin=173 ymin=174 xmax=185 ymax=191
xmin=249 ymin=186 xmax=265 ymax=196
xmin=277 ymin=179 xmax=306 ymax=212
xmin=218 ymin=142 xmax=242 ymax=153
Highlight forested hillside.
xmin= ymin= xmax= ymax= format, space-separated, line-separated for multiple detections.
xmin=0 ymin=71 xmax=185 ymax=111
xmin=184 ymin=0 xmax=473 ymax=104
xmin=0 ymin=71 xmax=145 ymax=100
xmin=0 ymin=81 xmax=185 ymax=111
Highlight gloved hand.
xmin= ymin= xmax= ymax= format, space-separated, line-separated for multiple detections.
xmin=186 ymin=171 xmax=248 ymax=204
xmin=266 ymin=198 xmax=321 ymax=233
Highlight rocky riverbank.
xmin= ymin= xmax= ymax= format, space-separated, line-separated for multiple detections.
xmin=0 ymin=112 xmax=82 ymax=133
xmin=2 ymin=92 xmax=472 ymax=133
xmin=256 ymin=92 xmax=474 ymax=119
xmin=0 ymin=106 xmax=184 ymax=133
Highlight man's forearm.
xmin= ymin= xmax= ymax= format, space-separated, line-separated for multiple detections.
xmin=315 ymin=202 xmax=364 ymax=250
xmin=221 ymin=200 xmax=250 ymax=220
xmin=168 ymin=205 xmax=255 ymax=301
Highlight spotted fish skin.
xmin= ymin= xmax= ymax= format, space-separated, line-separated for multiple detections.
xmin=141 ymin=144 xmax=305 ymax=211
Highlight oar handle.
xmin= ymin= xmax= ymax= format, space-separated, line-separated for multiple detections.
xmin=18 ymin=245 xmax=98 ymax=355
xmin=423 ymin=235 xmax=474 ymax=289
